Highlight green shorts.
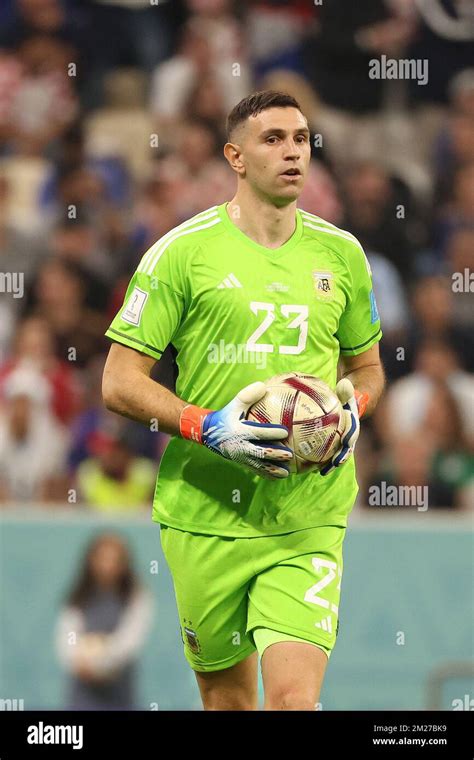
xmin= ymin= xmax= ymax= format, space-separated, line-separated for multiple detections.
xmin=159 ymin=524 xmax=345 ymax=672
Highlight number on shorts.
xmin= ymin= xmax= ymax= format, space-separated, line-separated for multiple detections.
xmin=304 ymin=558 xmax=340 ymax=615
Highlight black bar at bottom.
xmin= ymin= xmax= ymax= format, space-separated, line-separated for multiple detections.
xmin=0 ymin=709 xmax=472 ymax=757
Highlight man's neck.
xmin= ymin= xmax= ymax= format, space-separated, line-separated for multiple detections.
xmin=226 ymin=193 xmax=298 ymax=249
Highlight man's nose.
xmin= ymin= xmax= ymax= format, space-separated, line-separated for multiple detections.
xmin=282 ymin=140 xmax=301 ymax=158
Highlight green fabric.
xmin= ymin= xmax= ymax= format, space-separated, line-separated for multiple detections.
xmin=106 ymin=203 xmax=382 ymax=537
xmin=159 ymin=524 xmax=344 ymax=672
xmin=252 ymin=626 xmax=331 ymax=660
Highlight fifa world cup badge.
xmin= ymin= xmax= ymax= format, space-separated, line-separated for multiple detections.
xmin=312 ymin=271 xmax=334 ymax=301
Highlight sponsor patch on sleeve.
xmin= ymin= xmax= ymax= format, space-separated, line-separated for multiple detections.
xmin=122 ymin=286 xmax=148 ymax=326
xmin=369 ymin=289 xmax=380 ymax=323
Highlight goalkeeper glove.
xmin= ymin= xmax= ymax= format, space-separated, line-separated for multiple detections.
xmin=179 ymin=381 xmax=293 ymax=479
xmin=320 ymin=378 xmax=369 ymax=476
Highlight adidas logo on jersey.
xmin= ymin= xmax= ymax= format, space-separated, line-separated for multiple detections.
xmin=217 ymin=273 xmax=243 ymax=289
xmin=315 ymin=616 xmax=333 ymax=633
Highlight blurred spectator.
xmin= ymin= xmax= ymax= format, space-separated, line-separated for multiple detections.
xmin=0 ymin=49 xmax=23 ymax=148
xmin=0 ymin=173 xmax=49 ymax=358
xmin=0 ymin=35 xmax=79 ymax=234
xmin=154 ymin=121 xmax=235 ymax=220
xmin=341 ymin=161 xmax=421 ymax=282
xmin=50 ymin=214 xmax=112 ymax=298
xmin=2 ymin=35 xmax=78 ymax=156
xmin=433 ymin=69 xmax=474 ymax=207
xmin=370 ymin=339 xmax=474 ymax=509
xmin=0 ymin=300 xmax=15 ymax=365
xmin=0 ymin=174 xmax=49 ymax=277
xmin=55 ymin=168 xmax=108 ymax=223
xmin=407 ymin=0 xmax=474 ymax=107
xmin=0 ymin=315 xmax=81 ymax=424
xmin=303 ymin=0 xmax=416 ymax=113
xmin=0 ymin=0 xmax=15 ymax=29
xmin=184 ymin=73 xmax=229 ymax=144
xmin=76 ymin=428 xmax=156 ymax=513
xmin=301 ymin=1 xmax=416 ymax=164
xmin=129 ymin=173 xmax=183 ymax=255
xmin=55 ymin=533 xmax=154 ymax=710
xmin=0 ymin=365 xmax=69 ymax=503
xmin=366 ymin=251 xmax=409 ymax=336
xmin=433 ymin=162 xmax=474 ymax=255
xmin=68 ymin=357 xmax=113 ymax=471
xmin=41 ymin=122 xmax=131 ymax=209
xmin=84 ymin=0 xmax=175 ymax=109
xmin=297 ymin=160 xmax=343 ymax=225
xmin=84 ymin=69 xmax=154 ymax=182
xmin=448 ymin=68 xmax=474 ymax=119
xmin=150 ymin=14 xmax=251 ymax=146
xmin=68 ymin=357 xmax=167 ymax=472
xmin=24 ymin=258 xmax=108 ymax=367
xmin=368 ymin=249 xmax=412 ymax=383
xmin=375 ymin=339 xmax=474 ymax=450
xmin=247 ymin=0 xmax=313 ymax=80
xmin=50 ymin=180 xmax=133 ymax=276
xmin=368 ymin=429 xmax=473 ymax=511
xmin=446 ymin=228 xmax=474 ymax=328
xmin=403 ymin=275 xmax=474 ymax=374
xmin=259 ymin=68 xmax=321 ymax=137
xmin=0 ymin=58 xmax=53 ymax=234
xmin=0 ymin=0 xmax=84 ymax=49
xmin=184 ymin=0 xmax=249 ymax=85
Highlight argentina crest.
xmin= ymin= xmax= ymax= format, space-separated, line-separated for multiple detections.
xmin=312 ymin=270 xmax=334 ymax=301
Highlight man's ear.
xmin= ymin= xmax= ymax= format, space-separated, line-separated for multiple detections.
xmin=223 ymin=142 xmax=245 ymax=176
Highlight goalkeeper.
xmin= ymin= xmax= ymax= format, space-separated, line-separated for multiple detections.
xmin=103 ymin=90 xmax=385 ymax=710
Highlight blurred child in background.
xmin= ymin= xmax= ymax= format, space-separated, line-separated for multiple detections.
xmin=55 ymin=532 xmax=154 ymax=710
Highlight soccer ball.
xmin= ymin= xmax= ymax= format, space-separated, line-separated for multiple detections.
xmin=246 ymin=372 xmax=345 ymax=474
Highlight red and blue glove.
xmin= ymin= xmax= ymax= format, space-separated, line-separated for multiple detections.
xmin=179 ymin=381 xmax=293 ymax=479
xmin=320 ymin=378 xmax=369 ymax=476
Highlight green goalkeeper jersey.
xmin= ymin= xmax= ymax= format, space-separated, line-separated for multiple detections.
xmin=106 ymin=203 xmax=382 ymax=536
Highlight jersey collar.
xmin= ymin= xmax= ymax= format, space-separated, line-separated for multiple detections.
xmin=217 ymin=202 xmax=303 ymax=260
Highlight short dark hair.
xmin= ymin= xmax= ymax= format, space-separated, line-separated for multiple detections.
xmin=226 ymin=90 xmax=303 ymax=141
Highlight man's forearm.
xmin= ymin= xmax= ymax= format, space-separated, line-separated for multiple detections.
xmin=340 ymin=363 xmax=385 ymax=417
xmin=103 ymin=365 xmax=187 ymax=436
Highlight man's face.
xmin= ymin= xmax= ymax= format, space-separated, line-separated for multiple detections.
xmin=230 ymin=107 xmax=311 ymax=205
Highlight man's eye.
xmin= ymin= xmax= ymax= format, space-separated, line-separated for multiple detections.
xmin=296 ymin=135 xmax=307 ymax=142
xmin=266 ymin=137 xmax=278 ymax=143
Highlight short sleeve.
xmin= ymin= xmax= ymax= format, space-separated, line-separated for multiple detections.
xmin=336 ymin=242 xmax=382 ymax=356
xmin=105 ymin=239 xmax=187 ymax=360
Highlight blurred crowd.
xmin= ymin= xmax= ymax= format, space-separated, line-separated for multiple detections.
xmin=0 ymin=0 xmax=472 ymax=511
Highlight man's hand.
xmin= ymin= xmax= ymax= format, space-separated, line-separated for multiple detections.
xmin=180 ymin=381 xmax=293 ymax=479
xmin=320 ymin=379 xmax=368 ymax=476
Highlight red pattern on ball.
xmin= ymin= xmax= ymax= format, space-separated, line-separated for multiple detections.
xmin=284 ymin=376 xmax=328 ymax=412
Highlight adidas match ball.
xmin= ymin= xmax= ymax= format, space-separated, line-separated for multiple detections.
xmin=246 ymin=373 xmax=345 ymax=474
